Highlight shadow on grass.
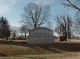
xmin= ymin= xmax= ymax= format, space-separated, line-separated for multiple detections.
xmin=0 ymin=53 xmax=8 ymax=57
xmin=0 ymin=40 xmax=64 ymax=53
xmin=28 ymin=57 xmax=46 ymax=59
xmin=36 ymin=45 xmax=64 ymax=53
xmin=0 ymin=40 xmax=80 ymax=52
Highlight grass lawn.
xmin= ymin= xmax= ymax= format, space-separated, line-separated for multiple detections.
xmin=0 ymin=52 xmax=80 ymax=59
xmin=0 ymin=44 xmax=65 ymax=56
xmin=0 ymin=42 xmax=80 ymax=59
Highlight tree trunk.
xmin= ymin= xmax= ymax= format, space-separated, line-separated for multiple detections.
xmin=34 ymin=24 xmax=37 ymax=29
xmin=25 ymin=33 xmax=26 ymax=40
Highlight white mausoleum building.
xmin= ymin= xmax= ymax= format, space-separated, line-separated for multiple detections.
xmin=28 ymin=27 xmax=53 ymax=44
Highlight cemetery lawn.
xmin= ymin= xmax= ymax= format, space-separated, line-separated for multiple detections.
xmin=0 ymin=52 xmax=80 ymax=59
xmin=0 ymin=43 xmax=80 ymax=59
xmin=0 ymin=44 xmax=65 ymax=56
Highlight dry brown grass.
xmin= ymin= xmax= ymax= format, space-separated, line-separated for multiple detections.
xmin=0 ymin=52 xmax=80 ymax=59
xmin=0 ymin=39 xmax=80 ymax=59
xmin=0 ymin=40 xmax=80 ymax=56
xmin=0 ymin=44 xmax=65 ymax=56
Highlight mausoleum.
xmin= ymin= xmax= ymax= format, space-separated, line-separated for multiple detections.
xmin=28 ymin=27 xmax=53 ymax=44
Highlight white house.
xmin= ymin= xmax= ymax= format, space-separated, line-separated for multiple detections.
xmin=28 ymin=27 xmax=53 ymax=44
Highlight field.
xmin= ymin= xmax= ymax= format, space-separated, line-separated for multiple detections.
xmin=0 ymin=40 xmax=80 ymax=59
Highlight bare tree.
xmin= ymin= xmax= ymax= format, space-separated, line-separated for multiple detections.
xmin=10 ymin=27 xmax=16 ymax=40
xmin=67 ymin=16 xmax=72 ymax=39
xmin=55 ymin=15 xmax=72 ymax=41
xmin=54 ymin=26 xmax=61 ymax=35
xmin=22 ymin=3 xmax=50 ymax=30
xmin=63 ymin=0 xmax=80 ymax=37
xmin=20 ymin=25 xmax=28 ymax=39
xmin=63 ymin=0 xmax=80 ymax=11
xmin=74 ymin=12 xmax=80 ymax=37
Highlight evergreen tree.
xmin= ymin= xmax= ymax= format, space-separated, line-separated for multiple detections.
xmin=0 ymin=16 xmax=10 ymax=40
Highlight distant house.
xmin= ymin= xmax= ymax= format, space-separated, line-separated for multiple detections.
xmin=28 ymin=27 xmax=53 ymax=44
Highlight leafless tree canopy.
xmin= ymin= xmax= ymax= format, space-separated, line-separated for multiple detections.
xmin=20 ymin=25 xmax=28 ymax=39
xmin=63 ymin=0 xmax=80 ymax=11
xmin=63 ymin=0 xmax=80 ymax=36
xmin=22 ymin=3 xmax=50 ymax=29
xmin=55 ymin=15 xmax=72 ymax=41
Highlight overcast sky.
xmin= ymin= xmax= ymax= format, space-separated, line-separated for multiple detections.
xmin=0 ymin=0 xmax=79 ymax=27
